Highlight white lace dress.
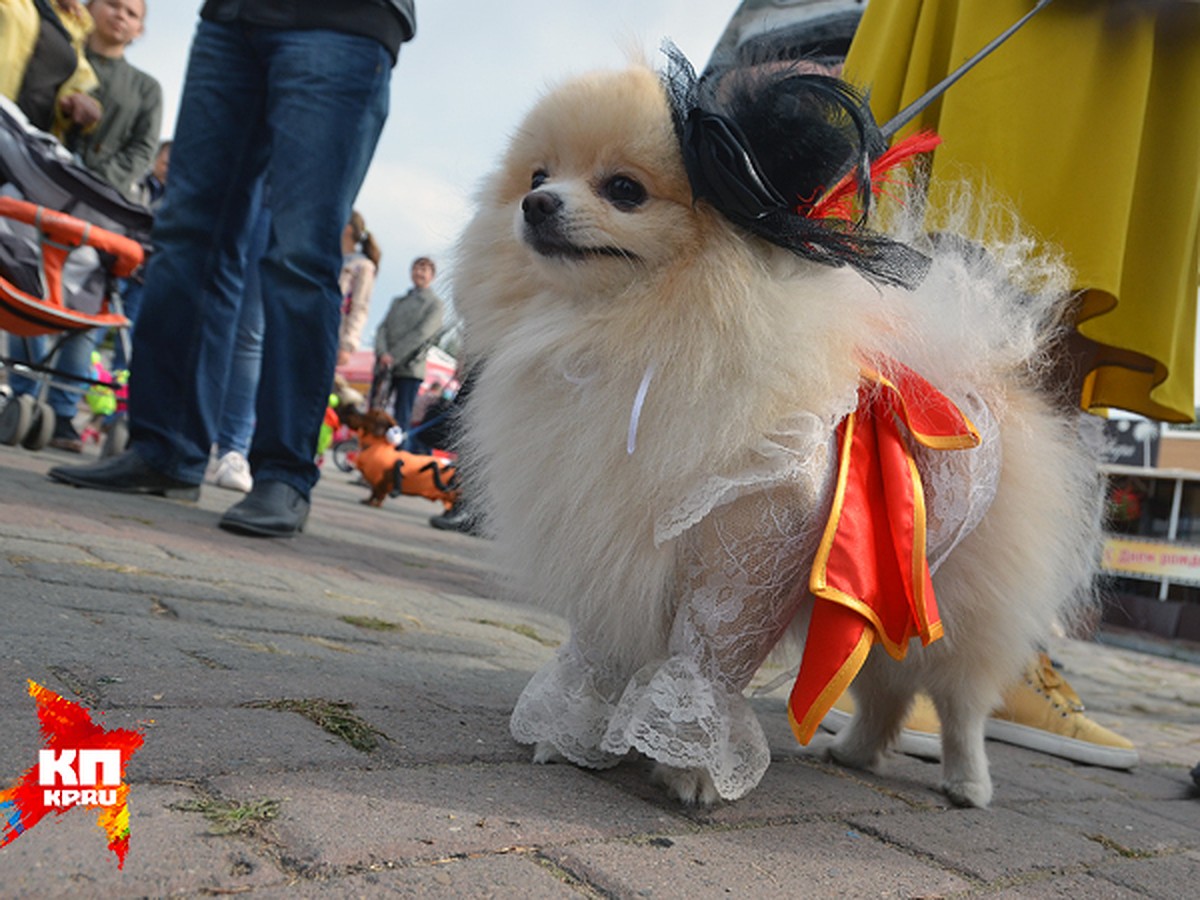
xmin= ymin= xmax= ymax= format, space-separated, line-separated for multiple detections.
xmin=509 ymin=392 xmax=1000 ymax=800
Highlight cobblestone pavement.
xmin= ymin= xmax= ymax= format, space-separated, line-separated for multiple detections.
xmin=0 ymin=441 xmax=1196 ymax=898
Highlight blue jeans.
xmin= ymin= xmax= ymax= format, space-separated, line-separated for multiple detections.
xmin=214 ymin=193 xmax=270 ymax=458
xmin=127 ymin=21 xmax=391 ymax=496
xmin=391 ymin=376 xmax=424 ymax=453
xmin=109 ymin=277 xmax=142 ymax=373
xmin=8 ymin=330 xmax=96 ymax=421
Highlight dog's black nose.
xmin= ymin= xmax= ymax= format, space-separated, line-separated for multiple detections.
xmin=522 ymin=191 xmax=563 ymax=226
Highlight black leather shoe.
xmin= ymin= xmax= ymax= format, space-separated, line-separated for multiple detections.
xmin=48 ymin=450 xmax=200 ymax=500
xmin=429 ymin=502 xmax=482 ymax=536
xmin=218 ymin=480 xmax=309 ymax=538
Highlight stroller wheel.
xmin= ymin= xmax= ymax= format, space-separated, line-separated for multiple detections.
xmin=21 ymin=402 xmax=55 ymax=451
xmin=332 ymin=436 xmax=359 ymax=473
xmin=101 ymin=416 xmax=129 ymax=457
xmin=0 ymin=394 xmax=34 ymax=446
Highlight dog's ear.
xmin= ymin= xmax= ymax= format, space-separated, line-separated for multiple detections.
xmin=367 ymin=410 xmax=396 ymax=437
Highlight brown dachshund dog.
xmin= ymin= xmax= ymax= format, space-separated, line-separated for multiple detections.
xmin=354 ymin=408 xmax=459 ymax=509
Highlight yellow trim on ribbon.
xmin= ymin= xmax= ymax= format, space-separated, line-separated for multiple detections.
xmin=789 ymin=630 xmax=874 ymax=744
xmin=860 ymin=364 xmax=982 ymax=450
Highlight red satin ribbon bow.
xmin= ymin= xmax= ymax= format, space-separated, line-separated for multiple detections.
xmin=788 ymin=359 xmax=980 ymax=744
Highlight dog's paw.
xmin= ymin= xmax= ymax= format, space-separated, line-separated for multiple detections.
xmin=941 ymin=774 xmax=992 ymax=808
xmin=827 ymin=737 xmax=883 ymax=772
xmin=805 ymin=732 xmax=839 ymax=759
xmin=652 ymin=763 xmax=720 ymax=806
xmin=531 ymin=741 xmax=568 ymax=765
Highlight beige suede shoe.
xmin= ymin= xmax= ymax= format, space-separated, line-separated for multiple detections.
xmin=985 ymin=652 xmax=1139 ymax=770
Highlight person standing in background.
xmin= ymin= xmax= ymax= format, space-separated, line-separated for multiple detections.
xmin=374 ymin=256 xmax=442 ymax=451
xmin=70 ymin=0 xmax=160 ymax=202
xmin=338 ymin=210 xmax=381 ymax=367
xmin=1 ymin=0 xmax=101 ymax=139
xmin=49 ymin=0 xmax=417 ymax=539
xmin=109 ymin=137 xmax=170 ymax=373
xmin=132 ymin=136 xmax=168 ymax=209
xmin=844 ymin=0 xmax=1200 ymax=425
xmin=38 ymin=0 xmax=161 ymax=452
xmin=1 ymin=0 xmax=100 ymax=452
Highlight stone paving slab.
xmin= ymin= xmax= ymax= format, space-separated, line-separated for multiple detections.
xmin=844 ymin=806 xmax=1112 ymax=883
xmin=1093 ymin=849 xmax=1200 ymax=900
xmin=245 ymin=854 xmax=585 ymax=899
xmin=209 ymin=763 xmax=692 ymax=875
xmin=0 ymin=442 xmax=1197 ymax=897
xmin=542 ymin=821 xmax=974 ymax=898
xmin=0 ymin=784 xmax=285 ymax=898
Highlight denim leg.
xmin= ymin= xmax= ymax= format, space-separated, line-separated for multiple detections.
xmin=8 ymin=330 xmax=97 ymax=420
xmin=46 ymin=330 xmax=97 ymax=420
xmin=247 ymin=29 xmax=391 ymax=496
xmin=392 ymin=377 xmax=424 ymax=452
xmin=126 ymin=21 xmax=269 ymax=483
xmin=214 ymin=196 xmax=270 ymax=458
xmin=109 ymin=277 xmax=141 ymax=373
xmin=6 ymin=335 xmax=46 ymax=400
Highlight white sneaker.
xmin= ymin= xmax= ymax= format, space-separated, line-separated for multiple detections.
xmin=209 ymin=450 xmax=253 ymax=493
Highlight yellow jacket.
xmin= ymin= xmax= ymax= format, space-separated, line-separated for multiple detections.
xmin=0 ymin=0 xmax=98 ymax=139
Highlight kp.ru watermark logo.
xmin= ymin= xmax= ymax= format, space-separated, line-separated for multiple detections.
xmin=38 ymin=748 xmax=124 ymax=808
xmin=0 ymin=681 xmax=144 ymax=868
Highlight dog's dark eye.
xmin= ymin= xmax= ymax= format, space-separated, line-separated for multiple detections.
xmin=531 ymin=169 xmax=549 ymax=189
xmin=602 ymin=175 xmax=647 ymax=211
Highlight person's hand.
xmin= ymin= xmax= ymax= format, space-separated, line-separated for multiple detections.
xmin=337 ymin=349 xmax=350 ymax=367
xmin=378 ymin=352 xmax=394 ymax=368
xmin=59 ymin=93 xmax=101 ymax=129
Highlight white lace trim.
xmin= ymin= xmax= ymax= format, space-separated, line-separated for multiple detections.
xmin=601 ymin=657 xmax=770 ymax=801
xmin=509 ymin=642 xmax=626 ymax=770
xmin=654 ymin=410 xmax=838 ymax=546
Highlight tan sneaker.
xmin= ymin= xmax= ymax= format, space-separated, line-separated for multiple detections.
xmin=820 ymin=692 xmax=942 ymax=760
xmin=985 ymin=652 xmax=1139 ymax=770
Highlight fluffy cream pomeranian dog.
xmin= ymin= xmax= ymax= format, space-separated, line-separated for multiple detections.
xmin=453 ymin=49 xmax=1100 ymax=808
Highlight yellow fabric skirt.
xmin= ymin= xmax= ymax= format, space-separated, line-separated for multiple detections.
xmin=844 ymin=0 xmax=1200 ymax=422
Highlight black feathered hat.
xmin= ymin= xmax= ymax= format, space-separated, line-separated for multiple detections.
xmin=660 ymin=42 xmax=930 ymax=290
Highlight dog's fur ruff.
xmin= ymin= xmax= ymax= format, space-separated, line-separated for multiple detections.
xmin=454 ymin=62 xmax=1101 ymax=807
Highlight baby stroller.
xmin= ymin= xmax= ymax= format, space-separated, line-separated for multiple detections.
xmin=0 ymin=96 xmax=152 ymax=451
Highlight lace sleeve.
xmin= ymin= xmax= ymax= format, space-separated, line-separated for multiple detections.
xmin=602 ymin=481 xmax=826 ymax=799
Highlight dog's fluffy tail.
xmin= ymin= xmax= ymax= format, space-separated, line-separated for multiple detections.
xmin=882 ymin=183 xmax=1103 ymax=637
xmin=875 ymin=183 xmax=1076 ymax=401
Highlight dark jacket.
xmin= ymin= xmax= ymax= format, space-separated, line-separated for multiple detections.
xmin=200 ymin=0 xmax=416 ymax=62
